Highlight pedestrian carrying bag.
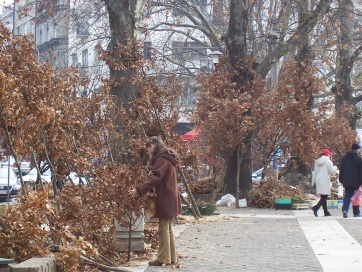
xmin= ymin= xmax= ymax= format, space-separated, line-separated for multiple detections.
xmin=351 ymin=186 xmax=362 ymax=206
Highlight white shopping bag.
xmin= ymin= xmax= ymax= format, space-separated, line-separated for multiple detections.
xmin=338 ymin=182 xmax=343 ymax=198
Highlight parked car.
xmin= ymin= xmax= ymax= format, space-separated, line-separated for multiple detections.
xmin=67 ymin=172 xmax=88 ymax=185
xmin=22 ymin=167 xmax=52 ymax=187
xmin=252 ymin=164 xmax=285 ymax=184
xmin=0 ymin=165 xmax=21 ymax=201
xmin=22 ymin=167 xmax=87 ymax=187
xmin=252 ymin=167 xmax=265 ymax=183
xmin=0 ymin=156 xmax=31 ymax=176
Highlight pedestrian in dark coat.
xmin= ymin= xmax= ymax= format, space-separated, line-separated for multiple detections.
xmin=339 ymin=142 xmax=362 ymax=218
xmin=129 ymin=136 xmax=181 ymax=266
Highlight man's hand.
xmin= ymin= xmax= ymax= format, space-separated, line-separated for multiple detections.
xmin=128 ymin=188 xmax=138 ymax=197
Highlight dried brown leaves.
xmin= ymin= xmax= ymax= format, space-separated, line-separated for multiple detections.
xmin=248 ymin=180 xmax=305 ymax=208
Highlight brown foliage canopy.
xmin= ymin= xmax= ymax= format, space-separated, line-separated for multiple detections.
xmin=0 ymin=24 xmax=111 ymax=175
xmin=195 ymin=60 xmax=261 ymax=158
xmin=195 ymin=59 xmax=355 ymax=169
xmin=0 ymin=23 xmax=200 ymax=270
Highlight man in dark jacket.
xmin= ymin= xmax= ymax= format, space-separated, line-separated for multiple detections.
xmin=339 ymin=142 xmax=362 ymax=218
xmin=129 ymin=136 xmax=181 ymax=266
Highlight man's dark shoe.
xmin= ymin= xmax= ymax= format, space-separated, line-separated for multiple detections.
xmin=148 ymin=261 xmax=163 ymax=266
xmin=343 ymin=211 xmax=348 ymax=218
xmin=312 ymin=206 xmax=318 ymax=217
xmin=325 ymin=212 xmax=332 ymax=217
xmin=354 ymin=214 xmax=362 ymax=217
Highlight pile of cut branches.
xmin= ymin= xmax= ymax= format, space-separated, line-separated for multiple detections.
xmin=248 ymin=180 xmax=306 ymax=208
xmin=189 ymin=177 xmax=215 ymax=194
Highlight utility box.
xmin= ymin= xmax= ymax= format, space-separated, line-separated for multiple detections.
xmin=114 ymin=211 xmax=145 ymax=252
xmin=275 ymin=198 xmax=292 ymax=210
xmin=0 ymin=258 xmax=14 ymax=272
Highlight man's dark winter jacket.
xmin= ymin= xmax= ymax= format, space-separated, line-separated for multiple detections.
xmin=136 ymin=149 xmax=182 ymax=219
xmin=339 ymin=150 xmax=362 ymax=188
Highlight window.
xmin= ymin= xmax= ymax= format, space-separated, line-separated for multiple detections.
xmin=45 ymin=26 xmax=49 ymax=42
xmin=82 ymin=49 xmax=88 ymax=67
xmin=71 ymin=53 xmax=78 ymax=66
xmin=194 ymin=0 xmax=207 ymax=12
xmin=39 ymin=29 xmax=43 ymax=44
xmin=77 ymin=22 xmax=89 ymax=36
xmin=93 ymin=46 xmax=99 ymax=63
xmin=143 ymin=41 xmax=152 ymax=59
xmin=172 ymin=41 xmax=206 ymax=62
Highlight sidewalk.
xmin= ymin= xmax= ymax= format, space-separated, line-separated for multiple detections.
xmin=141 ymin=206 xmax=362 ymax=272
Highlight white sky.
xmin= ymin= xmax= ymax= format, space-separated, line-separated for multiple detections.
xmin=0 ymin=0 xmax=14 ymax=15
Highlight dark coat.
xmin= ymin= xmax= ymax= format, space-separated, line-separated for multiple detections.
xmin=339 ymin=150 xmax=362 ymax=188
xmin=136 ymin=150 xmax=182 ymax=219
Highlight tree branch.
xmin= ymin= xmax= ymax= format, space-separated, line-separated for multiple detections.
xmin=80 ymin=255 xmax=133 ymax=272
xmin=150 ymin=47 xmax=195 ymax=76
xmin=346 ymin=45 xmax=362 ymax=78
xmin=148 ymin=22 xmax=206 ymax=31
xmin=151 ymin=28 xmax=207 ymax=46
xmin=150 ymin=1 xmax=221 ymax=47
xmin=258 ymin=0 xmax=333 ymax=78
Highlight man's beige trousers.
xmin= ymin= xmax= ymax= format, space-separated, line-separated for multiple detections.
xmin=157 ymin=217 xmax=177 ymax=264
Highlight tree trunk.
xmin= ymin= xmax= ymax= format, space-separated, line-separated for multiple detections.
xmin=223 ymin=0 xmax=332 ymax=198
xmin=290 ymin=0 xmax=314 ymax=177
xmin=223 ymin=132 xmax=252 ymax=199
xmin=104 ymin=0 xmax=137 ymax=109
xmin=103 ymin=0 xmax=145 ymax=163
xmin=223 ymin=0 xmax=251 ymax=199
xmin=332 ymin=0 xmax=356 ymax=128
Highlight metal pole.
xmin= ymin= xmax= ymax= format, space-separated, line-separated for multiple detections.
xmin=12 ymin=0 xmax=15 ymax=36
xmin=7 ymin=156 xmax=10 ymax=204
xmin=269 ymin=18 xmax=279 ymax=89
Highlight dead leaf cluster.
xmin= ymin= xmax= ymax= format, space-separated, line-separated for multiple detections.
xmin=0 ymin=24 xmax=204 ymax=271
xmin=189 ymin=176 xmax=215 ymax=194
xmin=248 ymin=180 xmax=306 ymax=208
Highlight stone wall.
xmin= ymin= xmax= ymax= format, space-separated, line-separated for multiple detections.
xmin=9 ymin=257 xmax=56 ymax=272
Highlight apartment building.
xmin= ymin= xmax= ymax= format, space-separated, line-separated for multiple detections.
xmin=0 ymin=0 xmax=106 ymax=96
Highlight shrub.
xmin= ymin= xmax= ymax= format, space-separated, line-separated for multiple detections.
xmin=182 ymin=203 xmax=216 ymax=216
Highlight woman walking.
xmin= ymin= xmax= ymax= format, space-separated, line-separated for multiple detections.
xmin=311 ymin=149 xmax=338 ymax=217
xmin=129 ymin=136 xmax=181 ymax=266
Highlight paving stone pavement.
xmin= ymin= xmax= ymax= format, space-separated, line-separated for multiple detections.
xmin=145 ymin=207 xmax=324 ymax=272
xmin=141 ymin=206 xmax=362 ymax=272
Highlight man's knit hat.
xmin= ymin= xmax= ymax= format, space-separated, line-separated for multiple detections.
xmin=352 ymin=142 xmax=361 ymax=150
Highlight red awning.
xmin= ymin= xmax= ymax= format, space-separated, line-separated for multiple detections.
xmin=181 ymin=128 xmax=199 ymax=141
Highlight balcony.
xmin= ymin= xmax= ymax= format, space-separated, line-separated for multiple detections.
xmin=37 ymin=37 xmax=68 ymax=51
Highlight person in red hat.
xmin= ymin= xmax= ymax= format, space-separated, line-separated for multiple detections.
xmin=311 ymin=148 xmax=338 ymax=217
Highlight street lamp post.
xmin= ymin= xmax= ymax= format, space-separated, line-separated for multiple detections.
xmin=269 ymin=18 xmax=279 ymax=89
xmin=206 ymin=49 xmax=222 ymax=69
xmin=135 ymin=26 xmax=147 ymax=39
xmin=269 ymin=18 xmax=279 ymax=180
xmin=199 ymin=49 xmax=222 ymax=178
xmin=246 ymin=38 xmax=253 ymax=56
